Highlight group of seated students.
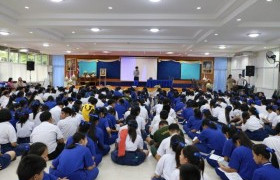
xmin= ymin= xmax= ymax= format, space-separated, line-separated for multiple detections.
xmin=0 ymin=83 xmax=280 ymax=180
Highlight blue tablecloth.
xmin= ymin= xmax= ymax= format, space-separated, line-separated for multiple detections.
xmin=146 ymin=80 xmax=173 ymax=88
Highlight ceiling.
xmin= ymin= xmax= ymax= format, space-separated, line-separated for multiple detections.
xmin=0 ymin=0 xmax=279 ymax=57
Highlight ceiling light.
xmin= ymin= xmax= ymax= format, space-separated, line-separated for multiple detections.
xmin=103 ymin=51 xmax=110 ymax=53
xmin=3 ymin=44 xmax=7 ymax=46
xmin=214 ymin=33 xmax=219 ymax=36
xmin=204 ymin=39 xmax=208 ymax=42
xmin=166 ymin=52 xmax=174 ymax=55
xmin=196 ymin=7 xmax=201 ymax=10
xmin=29 ymin=31 xmax=33 ymax=34
xmin=50 ymin=0 xmax=64 ymax=2
xmin=43 ymin=43 xmax=50 ymax=47
xmin=150 ymin=28 xmax=159 ymax=33
xmin=0 ymin=31 xmax=10 ymax=36
xmin=72 ymin=31 xmax=76 ymax=34
xmin=108 ymin=6 xmax=113 ymax=10
xmin=66 ymin=44 xmax=70 ymax=47
xmin=149 ymin=0 xmax=161 ymax=2
xmin=91 ymin=28 xmax=100 ymax=32
xmin=219 ymin=45 xmax=226 ymax=49
xmin=66 ymin=50 xmax=71 ymax=54
xmin=247 ymin=33 xmax=260 ymax=38
xmin=25 ymin=6 xmax=29 ymax=9
xmin=190 ymin=50 xmax=192 ymax=52
xmin=19 ymin=49 xmax=28 ymax=53
xmin=266 ymin=0 xmax=273 ymax=2
xmin=76 ymin=48 xmax=79 ymax=50
xmin=204 ymin=52 xmax=210 ymax=55
xmin=236 ymin=18 xmax=242 ymax=22
xmin=264 ymin=47 xmax=267 ymax=49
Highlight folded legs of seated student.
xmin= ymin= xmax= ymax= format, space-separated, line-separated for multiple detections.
xmin=1 ymin=143 xmax=29 ymax=156
xmin=245 ymin=129 xmax=268 ymax=141
xmin=0 ymin=151 xmax=16 ymax=170
xmin=48 ymin=142 xmax=65 ymax=160
xmin=111 ymin=150 xmax=147 ymax=166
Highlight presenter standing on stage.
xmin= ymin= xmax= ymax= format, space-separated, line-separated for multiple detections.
xmin=133 ymin=66 xmax=140 ymax=86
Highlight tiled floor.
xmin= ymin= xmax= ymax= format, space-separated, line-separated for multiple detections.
xmin=0 ymin=145 xmax=220 ymax=180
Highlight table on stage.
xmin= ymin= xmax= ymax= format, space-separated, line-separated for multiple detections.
xmin=146 ymin=79 xmax=173 ymax=88
xmin=78 ymin=76 xmax=98 ymax=85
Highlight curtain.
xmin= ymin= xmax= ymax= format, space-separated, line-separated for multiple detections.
xmin=214 ymin=57 xmax=228 ymax=92
xmin=52 ymin=55 xmax=65 ymax=87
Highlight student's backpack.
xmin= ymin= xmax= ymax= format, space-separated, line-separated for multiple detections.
xmin=81 ymin=104 xmax=95 ymax=122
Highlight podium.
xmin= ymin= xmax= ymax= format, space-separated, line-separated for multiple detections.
xmin=99 ymin=68 xmax=107 ymax=86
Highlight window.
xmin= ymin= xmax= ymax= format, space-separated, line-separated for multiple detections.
xmin=9 ymin=49 xmax=19 ymax=63
xmin=28 ymin=53 xmax=35 ymax=62
xmin=19 ymin=53 xmax=28 ymax=64
xmin=42 ymin=54 xmax=49 ymax=65
xmin=0 ymin=47 xmax=8 ymax=62
xmin=35 ymin=54 xmax=42 ymax=64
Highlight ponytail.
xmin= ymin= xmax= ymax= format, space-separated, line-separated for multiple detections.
xmin=222 ymin=124 xmax=237 ymax=139
xmin=182 ymin=145 xmax=205 ymax=174
xmin=202 ymin=119 xmax=217 ymax=129
xmin=16 ymin=110 xmax=29 ymax=128
xmin=67 ymin=132 xmax=86 ymax=149
xmin=252 ymin=144 xmax=279 ymax=168
xmin=232 ymin=131 xmax=253 ymax=149
xmin=170 ymin=135 xmax=186 ymax=168
xmin=88 ymin=114 xmax=99 ymax=142
xmin=127 ymin=120 xmax=138 ymax=143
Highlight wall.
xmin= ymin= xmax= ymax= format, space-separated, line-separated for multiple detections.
xmin=230 ymin=48 xmax=280 ymax=97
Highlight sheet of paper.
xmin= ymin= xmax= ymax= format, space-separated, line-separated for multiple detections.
xmin=218 ymin=168 xmax=243 ymax=180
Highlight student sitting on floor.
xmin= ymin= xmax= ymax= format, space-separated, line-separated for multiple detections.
xmin=0 ymin=150 xmax=16 ymax=171
xmin=252 ymin=144 xmax=280 ymax=180
xmin=263 ymin=123 xmax=280 ymax=164
xmin=22 ymin=142 xmax=68 ymax=180
xmin=17 ymin=154 xmax=47 ymax=180
xmin=179 ymin=164 xmax=201 ymax=180
xmin=183 ymin=108 xmax=203 ymax=139
xmin=150 ymin=120 xmax=169 ymax=157
xmin=193 ymin=119 xmax=226 ymax=156
xmin=111 ymin=119 xmax=149 ymax=166
xmin=216 ymin=131 xmax=258 ymax=180
xmin=152 ymin=135 xmax=185 ymax=180
xmin=50 ymin=132 xmax=99 ymax=180
xmin=170 ymin=145 xmax=205 ymax=180
xmin=31 ymin=111 xmax=65 ymax=160
xmin=66 ymin=121 xmax=102 ymax=166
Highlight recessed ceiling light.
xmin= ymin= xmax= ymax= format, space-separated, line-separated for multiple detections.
xmin=266 ymin=0 xmax=273 ymax=2
xmin=166 ymin=52 xmax=174 ymax=55
xmin=264 ymin=47 xmax=267 ymax=49
xmin=103 ymin=51 xmax=110 ymax=53
xmin=29 ymin=31 xmax=33 ymax=34
xmin=91 ymin=28 xmax=100 ymax=32
xmin=43 ymin=43 xmax=50 ymax=47
xmin=72 ymin=31 xmax=76 ymax=34
xmin=3 ymin=44 xmax=7 ymax=46
xmin=66 ymin=44 xmax=70 ymax=47
xmin=76 ymin=48 xmax=79 ymax=50
xmin=190 ymin=50 xmax=192 ymax=52
xmin=25 ymin=6 xmax=29 ymax=9
xmin=219 ymin=45 xmax=227 ymax=49
xmin=19 ymin=49 xmax=28 ymax=53
xmin=196 ymin=7 xmax=201 ymax=10
xmin=0 ymin=31 xmax=10 ymax=36
xmin=214 ymin=33 xmax=219 ymax=36
xmin=248 ymin=33 xmax=260 ymax=38
xmin=204 ymin=39 xmax=208 ymax=42
xmin=150 ymin=28 xmax=160 ymax=33
xmin=236 ymin=18 xmax=242 ymax=22
xmin=149 ymin=0 xmax=161 ymax=2
xmin=66 ymin=50 xmax=71 ymax=54
xmin=204 ymin=52 xmax=210 ymax=55
xmin=50 ymin=0 xmax=64 ymax=2
xmin=108 ymin=6 xmax=113 ymax=10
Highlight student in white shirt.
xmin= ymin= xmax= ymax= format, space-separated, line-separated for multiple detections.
xmin=96 ymin=94 xmax=105 ymax=108
xmin=138 ymin=99 xmax=149 ymax=120
xmin=153 ymin=135 xmax=185 ymax=180
xmin=130 ymin=106 xmax=146 ymax=133
xmin=241 ymin=110 xmax=268 ymax=141
xmin=0 ymin=90 xmax=10 ymax=108
xmin=263 ymin=123 xmax=280 ymax=164
xmin=170 ymin=145 xmax=205 ymax=180
xmin=263 ymin=106 xmax=277 ymax=125
xmin=150 ymin=110 xmax=175 ymax=135
xmin=16 ymin=111 xmax=34 ymax=144
xmin=57 ymin=107 xmax=80 ymax=140
xmin=111 ymin=120 xmax=149 ymax=166
xmin=31 ymin=111 xmax=64 ymax=160
xmin=50 ymin=101 xmax=64 ymax=125
xmin=155 ymin=124 xmax=181 ymax=161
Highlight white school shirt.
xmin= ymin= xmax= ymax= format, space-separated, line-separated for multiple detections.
xmin=28 ymin=112 xmax=42 ymax=127
xmin=50 ymin=105 xmax=62 ymax=125
xmin=117 ymin=125 xmax=141 ymax=142
xmin=35 ymin=95 xmax=44 ymax=104
xmin=136 ymin=116 xmax=146 ymax=131
xmin=212 ymin=106 xmax=223 ymax=118
xmin=124 ymin=110 xmax=131 ymax=120
xmin=255 ymin=105 xmax=268 ymax=116
xmin=81 ymin=97 xmax=89 ymax=105
xmin=230 ymin=109 xmax=242 ymax=120
xmin=125 ymin=134 xmax=143 ymax=151
xmin=31 ymin=122 xmax=64 ymax=153
xmin=237 ymin=77 xmax=245 ymax=86
xmin=200 ymin=103 xmax=210 ymax=112
xmin=155 ymin=153 xmax=176 ymax=180
xmin=157 ymin=135 xmax=175 ymax=157
xmin=0 ymin=122 xmax=17 ymax=144
xmin=74 ymin=113 xmax=83 ymax=124
xmin=219 ymin=102 xmax=228 ymax=109
xmin=170 ymin=169 xmax=206 ymax=180
xmin=96 ymin=99 xmax=105 ymax=108
xmin=139 ymin=106 xmax=148 ymax=120
xmin=151 ymin=115 xmax=175 ymax=135
xmin=267 ymin=112 xmax=277 ymax=123
xmin=263 ymin=136 xmax=280 ymax=165
xmin=272 ymin=116 xmax=280 ymax=128
xmin=42 ymin=93 xmax=51 ymax=101
xmin=16 ymin=121 xmax=34 ymax=138
xmin=241 ymin=115 xmax=263 ymax=132
xmin=217 ymin=108 xmax=227 ymax=125
xmin=57 ymin=116 xmax=80 ymax=140
xmin=0 ymin=96 xmax=9 ymax=108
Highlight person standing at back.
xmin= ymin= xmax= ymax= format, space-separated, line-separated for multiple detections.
xmin=133 ymin=66 xmax=140 ymax=86
xmin=237 ymin=74 xmax=246 ymax=90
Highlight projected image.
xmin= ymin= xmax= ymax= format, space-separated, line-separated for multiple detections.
xmin=181 ymin=63 xmax=201 ymax=80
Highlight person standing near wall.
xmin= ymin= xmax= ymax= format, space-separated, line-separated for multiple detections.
xmin=237 ymin=74 xmax=246 ymax=90
xmin=227 ymin=75 xmax=235 ymax=91
xmin=133 ymin=66 xmax=140 ymax=86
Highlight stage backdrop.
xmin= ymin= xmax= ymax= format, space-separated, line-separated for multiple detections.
xmin=78 ymin=60 xmax=97 ymax=77
xmin=157 ymin=60 xmax=181 ymax=80
xmin=120 ymin=57 xmax=158 ymax=81
xmin=181 ymin=63 xmax=201 ymax=80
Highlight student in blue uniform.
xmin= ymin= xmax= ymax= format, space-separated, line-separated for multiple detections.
xmin=216 ymin=131 xmax=258 ymax=180
xmin=183 ymin=109 xmax=203 ymax=139
xmin=115 ymin=98 xmax=127 ymax=120
xmin=0 ymin=150 xmax=16 ymax=170
xmin=88 ymin=114 xmax=110 ymax=156
xmin=111 ymin=120 xmax=149 ymax=166
xmin=181 ymin=100 xmax=195 ymax=123
xmin=17 ymin=154 xmax=46 ymax=180
xmin=50 ymin=132 xmax=99 ymax=180
xmin=44 ymin=96 xmax=57 ymax=110
xmin=66 ymin=121 xmax=102 ymax=166
xmin=252 ymin=144 xmax=280 ymax=180
xmin=193 ymin=119 xmax=226 ymax=156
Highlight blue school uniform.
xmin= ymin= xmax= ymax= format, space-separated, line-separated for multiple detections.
xmin=66 ymin=136 xmax=102 ymax=166
xmin=43 ymin=172 xmax=57 ymax=180
xmin=15 ymin=97 xmax=27 ymax=104
xmin=252 ymin=163 xmax=280 ymax=180
xmin=175 ymin=101 xmax=185 ymax=112
xmin=50 ymin=144 xmax=99 ymax=180
xmin=196 ymin=128 xmax=226 ymax=155
xmin=113 ymin=91 xmax=123 ymax=97
xmin=115 ymin=103 xmax=127 ymax=120
xmin=92 ymin=127 xmax=110 ymax=156
xmin=182 ymin=107 xmax=194 ymax=122
xmin=44 ymin=101 xmax=57 ymax=110
xmin=183 ymin=116 xmax=202 ymax=139
xmin=106 ymin=114 xmax=117 ymax=129
xmin=216 ymin=145 xmax=258 ymax=180
xmin=0 ymin=154 xmax=12 ymax=170
xmin=97 ymin=117 xmax=117 ymax=145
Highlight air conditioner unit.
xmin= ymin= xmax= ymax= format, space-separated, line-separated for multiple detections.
xmin=234 ymin=51 xmax=257 ymax=57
